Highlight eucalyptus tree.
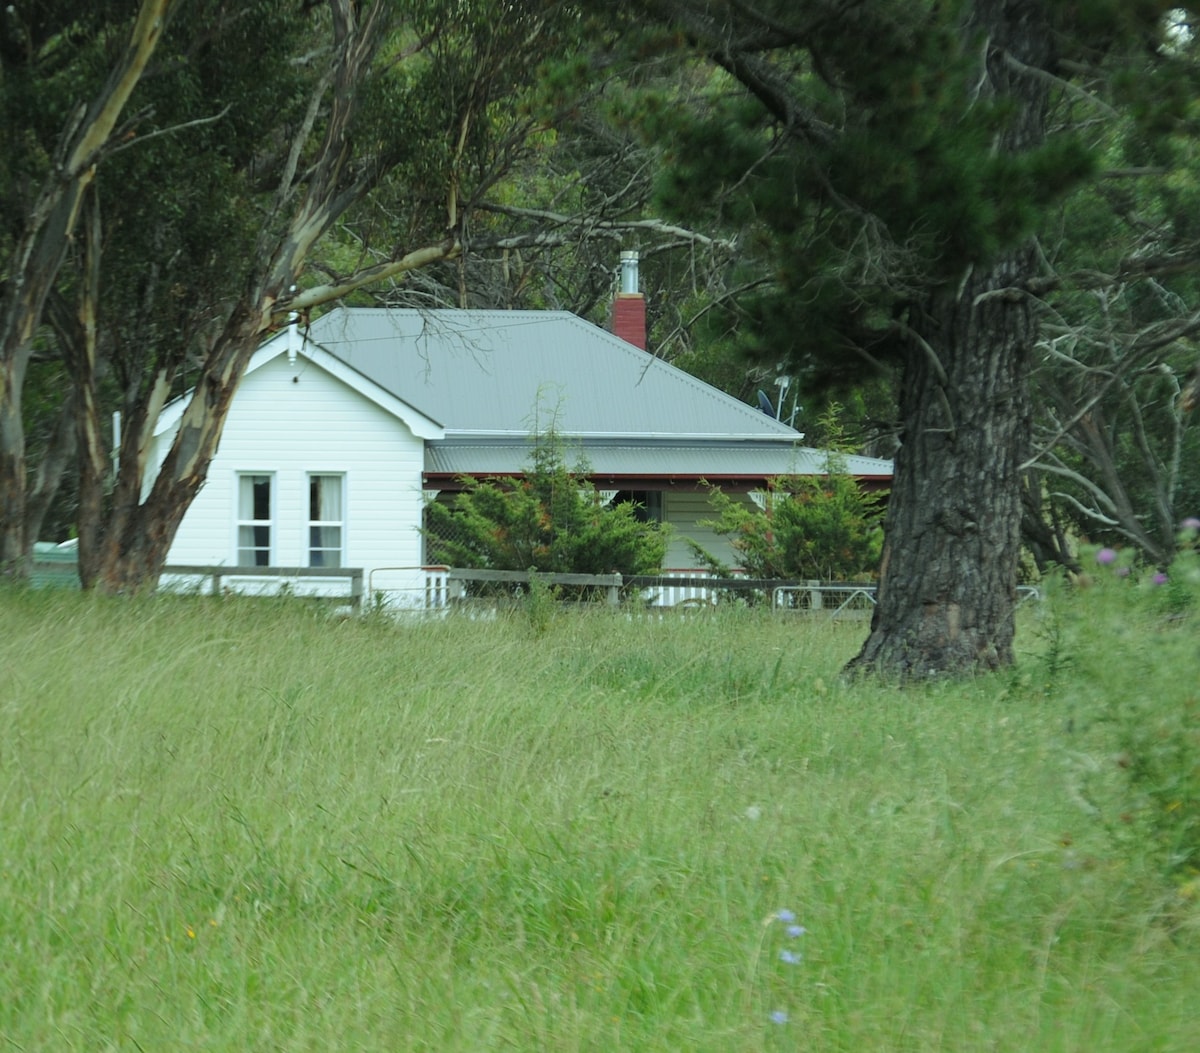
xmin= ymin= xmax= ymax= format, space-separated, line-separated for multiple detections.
xmin=1 ymin=0 xmax=606 ymax=591
xmin=349 ymin=70 xmax=745 ymax=369
xmin=0 ymin=0 xmax=170 ymax=575
xmin=1029 ymin=254 xmax=1200 ymax=568
xmin=6 ymin=0 xmax=743 ymax=592
xmin=1022 ymin=20 xmax=1200 ymax=569
xmin=589 ymin=0 xmax=1196 ymax=677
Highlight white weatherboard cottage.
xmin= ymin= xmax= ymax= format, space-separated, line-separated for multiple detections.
xmin=149 ymin=304 xmax=892 ymax=606
xmin=149 ymin=328 xmax=444 ymax=602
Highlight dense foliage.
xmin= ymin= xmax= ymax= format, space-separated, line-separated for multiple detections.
xmin=1024 ymin=59 xmax=1200 ymax=567
xmin=688 ymin=455 xmax=885 ymax=582
xmin=423 ymin=430 xmax=667 ymax=577
xmin=1 ymin=0 xmax=600 ymax=588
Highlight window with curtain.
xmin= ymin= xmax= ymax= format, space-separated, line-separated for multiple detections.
xmin=308 ymin=474 xmax=344 ymax=567
xmin=237 ymin=474 xmax=273 ymax=566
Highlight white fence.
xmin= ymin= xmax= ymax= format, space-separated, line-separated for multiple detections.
xmin=630 ymin=570 xmax=876 ymax=611
xmin=414 ymin=568 xmax=1040 ymax=614
xmin=397 ymin=567 xmax=870 ymax=612
xmin=157 ymin=564 xmax=364 ymax=607
xmin=37 ymin=561 xmax=1037 ymax=616
xmin=368 ymin=566 xmax=454 ymax=610
xmin=641 ymin=568 xmax=731 ymax=608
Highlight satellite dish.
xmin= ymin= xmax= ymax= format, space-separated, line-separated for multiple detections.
xmin=757 ymin=389 xmax=777 ymax=418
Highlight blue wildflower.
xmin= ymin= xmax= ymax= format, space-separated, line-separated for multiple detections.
xmin=779 ymin=949 xmax=803 ymax=964
xmin=776 ymin=909 xmax=796 ymax=923
xmin=770 ymin=1010 xmax=789 ymax=1025
xmin=786 ymin=924 xmax=807 ymax=938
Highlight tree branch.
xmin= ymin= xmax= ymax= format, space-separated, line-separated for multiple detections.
xmin=474 ymin=201 xmax=739 ymax=250
xmin=106 ymin=104 xmax=233 ymax=158
xmin=998 ymin=49 xmax=1118 ymax=118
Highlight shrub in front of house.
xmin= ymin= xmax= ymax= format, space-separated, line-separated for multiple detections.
xmin=687 ymin=452 xmax=885 ymax=583
xmin=423 ymin=430 xmax=667 ymax=589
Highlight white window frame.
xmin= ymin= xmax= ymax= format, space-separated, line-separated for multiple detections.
xmin=236 ymin=472 xmax=274 ymax=567
xmin=307 ymin=473 xmax=345 ymax=568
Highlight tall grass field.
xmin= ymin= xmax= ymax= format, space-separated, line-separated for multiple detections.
xmin=2 ymin=573 xmax=1199 ymax=1051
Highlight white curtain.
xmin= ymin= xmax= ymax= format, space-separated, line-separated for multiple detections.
xmin=238 ymin=474 xmax=271 ymax=566
xmin=311 ymin=475 xmax=343 ymax=522
xmin=309 ymin=475 xmax=343 ymax=567
xmin=240 ymin=474 xmax=271 ymax=520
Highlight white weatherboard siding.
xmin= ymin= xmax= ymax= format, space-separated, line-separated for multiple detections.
xmin=154 ymin=353 xmax=428 ymax=600
xmin=662 ymin=491 xmax=757 ymax=570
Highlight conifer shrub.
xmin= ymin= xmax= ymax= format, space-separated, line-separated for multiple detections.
xmin=423 ymin=428 xmax=667 ymax=596
xmin=686 ymin=443 xmax=885 ymax=584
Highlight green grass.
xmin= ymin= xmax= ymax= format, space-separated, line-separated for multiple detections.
xmin=1 ymin=585 xmax=1198 ymax=1051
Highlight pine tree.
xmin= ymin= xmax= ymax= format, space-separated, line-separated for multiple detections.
xmin=595 ymin=0 xmax=1189 ymax=676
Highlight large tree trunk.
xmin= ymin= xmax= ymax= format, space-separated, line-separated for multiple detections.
xmin=847 ymin=0 xmax=1051 ymax=678
xmin=848 ymin=252 xmax=1037 ymax=677
xmin=87 ymin=300 xmax=265 ymax=593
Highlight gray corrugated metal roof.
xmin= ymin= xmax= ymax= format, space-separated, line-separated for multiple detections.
xmin=307 ymin=307 xmax=892 ymax=482
xmin=309 ymin=308 xmax=803 ymax=440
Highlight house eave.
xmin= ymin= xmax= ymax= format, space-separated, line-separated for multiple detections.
xmin=441 ymin=429 xmax=803 ymax=442
xmin=152 ymin=332 xmax=445 ymax=441
xmin=425 ymin=471 xmax=893 ymax=494
xmin=425 ymin=434 xmax=893 ymax=486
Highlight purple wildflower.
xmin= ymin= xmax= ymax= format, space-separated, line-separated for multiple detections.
xmin=1154 ymin=572 xmax=1169 ymax=585
xmin=1096 ymin=548 xmax=1117 ymax=565
xmin=1180 ymin=517 xmax=1200 ymax=531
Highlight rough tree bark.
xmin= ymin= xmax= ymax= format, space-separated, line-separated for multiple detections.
xmin=846 ymin=0 xmax=1051 ymax=677
xmin=848 ymin=253 xmax=1038 ymax=676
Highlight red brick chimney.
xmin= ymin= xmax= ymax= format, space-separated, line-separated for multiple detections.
xmin=610 ymin=250 xmax=646 ymax=350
